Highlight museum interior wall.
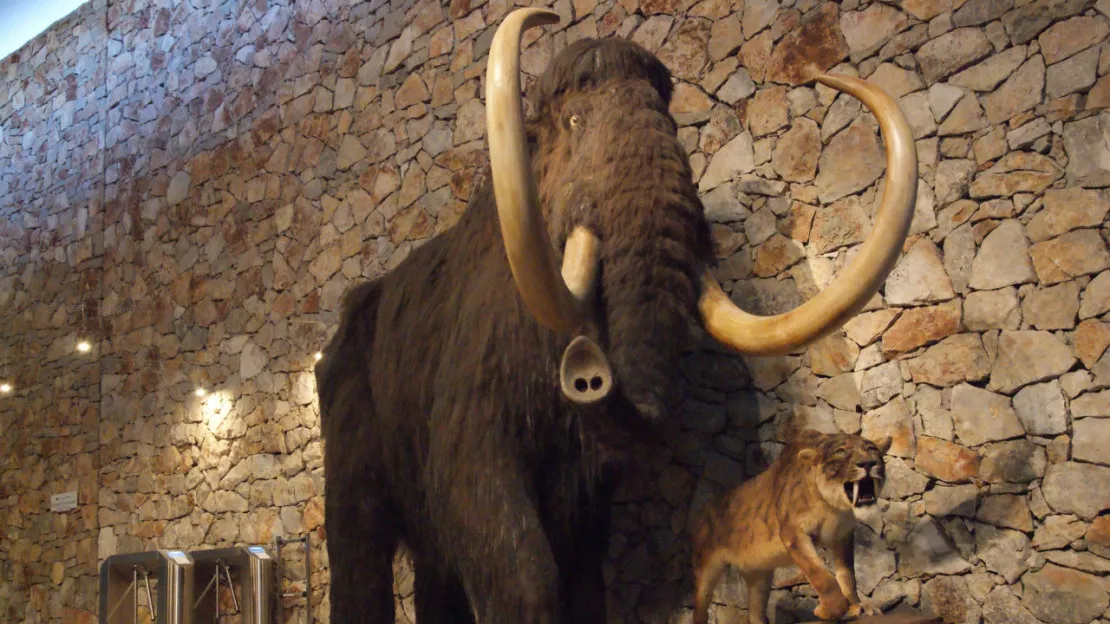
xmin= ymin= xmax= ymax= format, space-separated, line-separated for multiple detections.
xmin=2 ymin=0 xmax=1110 ymax=622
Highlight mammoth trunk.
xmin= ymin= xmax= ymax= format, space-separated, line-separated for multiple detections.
xmin=597 ymin=188 xmax=711 ymax=421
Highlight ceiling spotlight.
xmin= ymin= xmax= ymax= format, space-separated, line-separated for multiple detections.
xmin=195 ymin=387 xmax=207 ymax=398
xmin=76 ymin=341 xmax=91 ymax=353
xmin=0 ymin=383 xmax=11 ymax=394
xmin=314 ymin=352 xmax=323 ymax=361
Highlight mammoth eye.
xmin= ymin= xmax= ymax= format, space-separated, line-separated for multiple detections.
xmin=569 ymin=114 xmax=582 ymax=128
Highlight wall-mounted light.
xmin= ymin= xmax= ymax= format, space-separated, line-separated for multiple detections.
xmin=314 ymin=352 xmax=323 ymax=362
xmin=0 ymin=383 xmax=11 ymax=394
xmin=76 ymin=341 xmax=91 ymax=353
xmin=195 ymin=387 xmax=207 ymax=398
xmin=198 ymin=390 xmax=232 ymax=430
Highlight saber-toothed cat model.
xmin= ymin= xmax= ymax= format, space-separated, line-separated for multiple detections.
xmin=691 ymin=430 xmax=892 ymax=624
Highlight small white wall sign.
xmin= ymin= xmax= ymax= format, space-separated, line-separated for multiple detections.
xmin=50 ymin=491 xmax=78 ymax=512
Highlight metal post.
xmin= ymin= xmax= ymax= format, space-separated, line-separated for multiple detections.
xmin=273 ymin=537 xmax=284 ymax=624
xmin=246 ymin=546 xmax=274 ymax=624
xmin=273 ymin=534 xmax=312 ymax=624
xmin=162 ymin=550 xmax=195 ymax=624
xmin=302 ymin=535 xmax=312 ymax=620
xmin=223 ymin=563 xmax=241 ymax=616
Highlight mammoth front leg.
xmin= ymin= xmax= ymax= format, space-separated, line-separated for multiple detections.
xmin=413 ymin=557 xmax=476 ymax=624
xmin=324 ymin=466 xmax=399 ymax=624
xmin=558 ymin=538 xmax=607 ymax=624
xmin=435 ymin=461 xmax=562 ymax=623
xmin=551 ymin=491 xmax=613 ymax=624
xmin=779 ymin=525 xmax=849 ymax=621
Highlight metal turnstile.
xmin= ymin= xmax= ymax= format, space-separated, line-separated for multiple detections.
xmin=99 ymin=550 xmax=195 ymax=624
xmin=189 ymin=546 xmax=274 ymax=624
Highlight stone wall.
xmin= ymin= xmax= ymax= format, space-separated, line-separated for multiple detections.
xmin=0 ymin=1 xmax=108 ymax=621
xmin=2 ymin=0 xmax=1110 ymax=623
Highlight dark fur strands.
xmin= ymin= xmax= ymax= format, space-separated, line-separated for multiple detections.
xmin=532 ymin=76 xmax=714 ymax=419
xmin=530 ymin=37 xmax=675 ymax=120
xmin=318 ymin=36 xmax=714 ymax=624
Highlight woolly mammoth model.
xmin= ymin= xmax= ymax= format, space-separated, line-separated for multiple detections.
xmin=315 ymin=8 xmax=917 ymax=623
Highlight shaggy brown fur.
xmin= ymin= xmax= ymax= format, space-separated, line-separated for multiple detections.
xmin=690 ymin=431 xmax=892 ymax=624
xmin=317 ymin=38 xmax=713 ymax=623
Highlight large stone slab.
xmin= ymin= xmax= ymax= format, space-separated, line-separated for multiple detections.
xmin=766 ymin=4 xmax=850 ymax=84
xmin=884 ymin=239 xmax=955 ymax=305
xmin=950 ymin=45 xmax=1026 ymax=92
xmin=950 ymin=383 xmax=1025 ymax=446
xmin=979 ymin=440 xmax=1047 ymax=483
xmin=981 ymin=55 xmax=1045 ymax=123
xmin=916 ymin=28 xmax=992 ymax=84
xmin=969 ymin=152 xmax=1063 ymax=198
xmin=1022 ymin=281 xmax=1081 ymax=330
xmin=881 ymin=300 xmax=961 ymax=355
xmin=1022 ymin=563 xmax=1110 ymax=624
xmin=1042 ymin=461 xmax=1110 ymax=519
xmin=771 ymin=118 xmax=821 ymax=183
xmin=964 ymin=288 xmax=1021 ymax=331
xmin=1027 ymin=187 xmax=1110 ymax=242
xmin=1073 ymin=418 xmax=1110 ymax=465
xmin=989 ymin=330 xmax=1076 ymax=393
xmin=908 ymin=334 xmax=991 ymax=387
xmin=982 ymin=586 xmax=1042 ymax=624
xmin=1039 ymin=15 xmax=1110 ymax=64
xmin=915 ymin=436 xmax=980 ymax=482
xmin=921 ymin=575 xmax=983 ymax=623
xmin=1001 ymin=0 xmax=1095 ymax=45
xmin=969 ymin=220 xmax=1036 ymax=290
xmin=815 ymin=119 xmax=887 ymax=204
xmin=699 ymin=132 xmax=755 ymax=192
xmin=1029 ymin=229 xmax=1110 ymax=285
xmin=1062 ymin=111 xmax=1110 ymax=187
xmin=862 ymin=397 xmax=916 ymax=457
xmin=898 ymin=518 xmax=973 ymax=576
xmin=1012 ymin=381 xmax=1067 ymax=435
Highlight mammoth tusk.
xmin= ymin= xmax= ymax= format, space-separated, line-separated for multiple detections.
xmin=699 ymin=72 xmax=918 ymax=356
xmin=487 ymin=8 xmax=594 ymax=334
xmin=561 ymin=226 xmax=601 ymax=305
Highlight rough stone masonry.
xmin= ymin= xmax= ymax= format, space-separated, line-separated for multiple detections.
xmin=2 ymin=0 xmax=1110 ymax=622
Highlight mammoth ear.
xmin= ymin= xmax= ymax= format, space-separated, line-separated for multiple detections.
xmin=797 ymin=449 xmax=818 ymax=465
xmin=875 ymin=436 xmax=893 ymax=454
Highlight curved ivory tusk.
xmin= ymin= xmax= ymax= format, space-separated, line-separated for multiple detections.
xmin=699 ymin=72 xmax=918 ymax=356
xmin=487 ymin=8 xmax=593 ymax=334
xmin=561 ymin=226 xmax=601 ymax=304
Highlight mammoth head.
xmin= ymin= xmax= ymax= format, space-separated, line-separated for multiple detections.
xmin=485 ymin=9 xmax=918 ymax=407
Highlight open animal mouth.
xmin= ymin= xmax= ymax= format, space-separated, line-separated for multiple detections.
xmin=845 ymin=476 xmax=878 ymax=507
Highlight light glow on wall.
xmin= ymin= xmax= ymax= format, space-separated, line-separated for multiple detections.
xmin=198 ymin=389 xmax=233 ymax=430
xmin=76 ymin=341 xmax=91 ymax=353
xmin=0 ymin=0 xmax=91 ymax=61
xmin=0 ymin=383 xmax=11 ymax=394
